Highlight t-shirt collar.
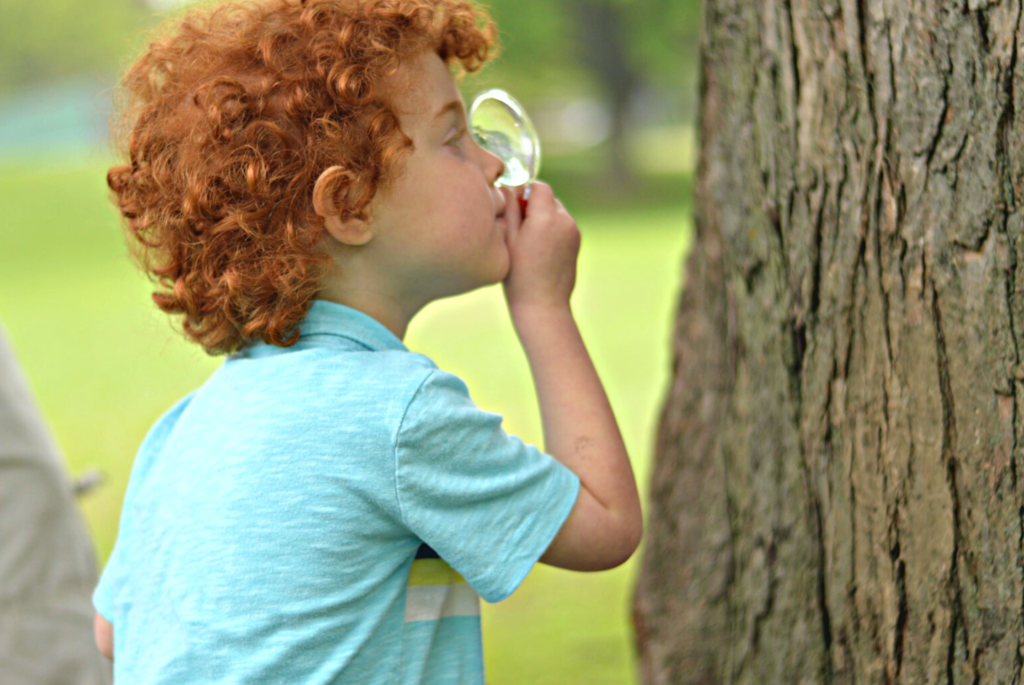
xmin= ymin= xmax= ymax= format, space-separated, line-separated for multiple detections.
xmin=298 ymin=299 xmax=407 ymax=352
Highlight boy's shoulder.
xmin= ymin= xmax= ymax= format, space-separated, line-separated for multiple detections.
xmin=215 ymin=344 xmax=464 ymax=419
xmin=226 ymin=342 xmax=439 ymax=383
xmin=292 ymin=350 xmax=483 ymax=433
xmin=310 ymin=347 xmax=441 ymax=392
xmin=319 ymin=350 xmax=477 ymax=412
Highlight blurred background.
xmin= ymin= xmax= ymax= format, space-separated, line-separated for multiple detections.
xmin=0 ymin=0 xmax=698 ymax=682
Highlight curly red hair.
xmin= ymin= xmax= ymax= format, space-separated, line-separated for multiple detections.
xmin=107 ymin=0 xmax=499 ymax=355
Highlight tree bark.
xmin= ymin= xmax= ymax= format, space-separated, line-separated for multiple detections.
xmin=633 ymin=1 xmax=1024 ymax=683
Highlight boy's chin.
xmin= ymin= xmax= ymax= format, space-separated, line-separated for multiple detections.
xmin=449 ymin=262 xmax=512 ymax=298
xmin=465 ymin=255 xmax=511 ymax=289
xmin=493 ymin=257 xmax=512 ymax=283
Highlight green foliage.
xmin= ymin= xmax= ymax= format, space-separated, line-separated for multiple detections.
xmin=0 ymin=0 xmax=155 ymax=99
xmin=0 ymin=0 xmax=700 ymax=109
xmin=465 ymin=0 xmax=588 ymax=97
xmin=465 ymin=0 xmax=701 ymax=99
xmin=617 ymin=0 xmax=702 ymax=88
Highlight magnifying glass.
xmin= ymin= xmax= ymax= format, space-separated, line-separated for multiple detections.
xmin=468 ymin=88 xmax=541 ymax=215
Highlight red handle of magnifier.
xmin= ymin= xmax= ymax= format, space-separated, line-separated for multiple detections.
xmin=515 ymin=182 xmax=533 ymax=215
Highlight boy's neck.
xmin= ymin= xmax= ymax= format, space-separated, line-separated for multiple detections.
xmin=314 ymin=242 xmax=425 ymax=341
xmin=314 ymin=286 xmax=416 ymax=342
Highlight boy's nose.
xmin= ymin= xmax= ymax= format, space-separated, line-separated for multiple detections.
xmin=479 ymin=145 xmax=505 ymax=187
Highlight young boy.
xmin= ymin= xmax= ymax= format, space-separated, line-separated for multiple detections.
xmin=93 ymin=0 xmax=642 ymax=682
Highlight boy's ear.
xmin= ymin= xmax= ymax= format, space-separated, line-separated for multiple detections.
xmin=312 ymin=165 xmax=374 ymax=247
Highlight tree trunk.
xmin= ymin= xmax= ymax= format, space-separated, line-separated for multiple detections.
xmin=633 ymin=1 xmax=1024 ymax=683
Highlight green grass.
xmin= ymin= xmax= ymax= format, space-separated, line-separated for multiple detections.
xmin=0 ymin=153 xmax=691 ymax=685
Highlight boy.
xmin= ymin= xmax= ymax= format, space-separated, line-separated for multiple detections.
xmin=94 ymin=0 xmax=642 ymax=682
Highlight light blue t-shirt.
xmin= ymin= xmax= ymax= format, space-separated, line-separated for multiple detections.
xmin=93 ymin=299 xmax=581 ymax=684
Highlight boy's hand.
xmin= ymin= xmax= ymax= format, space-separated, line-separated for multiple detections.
xmin=501 ymin=181 xmax=580 ymax=318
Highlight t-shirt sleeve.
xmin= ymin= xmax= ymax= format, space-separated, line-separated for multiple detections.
xmin=92 ymin=391 xmax=197 ymax=623
xmin=394 ymin=369 xmax=580 ymax=604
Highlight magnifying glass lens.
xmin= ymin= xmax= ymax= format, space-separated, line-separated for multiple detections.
xmin=468 ymin=89 xmax=541 ymax=209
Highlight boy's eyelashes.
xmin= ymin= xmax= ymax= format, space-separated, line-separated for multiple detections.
xmin=445 ymin=127 xmax=468 ymax=148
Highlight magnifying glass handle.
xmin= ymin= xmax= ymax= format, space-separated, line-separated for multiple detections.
xmin=517 ymin=182 xmax=533 ymax=214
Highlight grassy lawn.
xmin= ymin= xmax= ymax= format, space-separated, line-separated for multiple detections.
xmin=0 ymin=153 xmax=691 ymax=685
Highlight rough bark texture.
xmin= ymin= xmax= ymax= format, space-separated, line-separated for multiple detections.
xmin=633 ymin=0 xmax=1024 ymax=683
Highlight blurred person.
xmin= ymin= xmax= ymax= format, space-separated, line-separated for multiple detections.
xmin=94 ymin=0 xmax=643 ymax=682
xmin=0 ymin=321 xmax=112 ymax=685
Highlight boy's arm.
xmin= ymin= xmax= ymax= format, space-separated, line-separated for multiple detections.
xmin=94 ymin=612 xmax=113 ymax=660
xmin=501 ymin=182 xmax=643 ymax=572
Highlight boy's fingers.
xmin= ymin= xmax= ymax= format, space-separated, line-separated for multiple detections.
xmin=527 ymin=180 xmax=554 ymax=208
xmin=518 ymin=181 xmax=560 ymax=222
xmin=500 ymin=186 xmax=521 ymax=243
xmin=502 ymin=185 xmax=520 ymax=222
